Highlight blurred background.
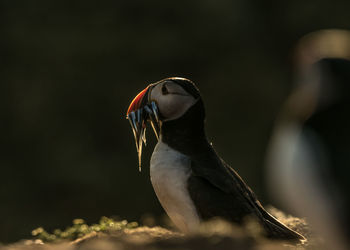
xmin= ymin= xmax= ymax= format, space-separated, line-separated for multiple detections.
xmin=2 ymin=0 xmax=350 ymax=243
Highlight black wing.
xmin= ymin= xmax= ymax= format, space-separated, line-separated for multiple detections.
xmin=187 ymin=144 xmax=304 ymax=240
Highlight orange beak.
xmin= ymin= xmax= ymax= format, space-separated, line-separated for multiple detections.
xmin=126 ymin=86 xmax=150 ymax=116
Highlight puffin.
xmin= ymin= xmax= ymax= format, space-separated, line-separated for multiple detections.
xmin=126 ymin=77 xmax=304 ymax=240
xmin=266 ymin=58 xmax=350 ymax=248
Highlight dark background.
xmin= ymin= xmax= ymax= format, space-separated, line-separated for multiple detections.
xmin=1 ymin=0 xmax=350 ymax=243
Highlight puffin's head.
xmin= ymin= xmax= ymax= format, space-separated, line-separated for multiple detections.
xmin=126 ymin=77 xmax=201 ymax=170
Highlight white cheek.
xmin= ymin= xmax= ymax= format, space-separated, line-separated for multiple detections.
xmin=158 ymin=96 xmax=180 ymax=118
xmin=150 ymin=86 xmax=197 ymax=121
xmin=160 ymin=96 xmax=197 ymax=121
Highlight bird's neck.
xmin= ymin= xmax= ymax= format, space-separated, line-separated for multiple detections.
xmin=160 ymin=99 xmax=209 ymax=156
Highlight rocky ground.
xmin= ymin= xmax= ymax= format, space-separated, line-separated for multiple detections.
xmin=0 ymin=208 xmax=323 ymax=250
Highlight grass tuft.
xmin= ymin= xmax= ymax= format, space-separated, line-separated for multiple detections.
xmin=31 ymin=216 xmax=138 ymax=243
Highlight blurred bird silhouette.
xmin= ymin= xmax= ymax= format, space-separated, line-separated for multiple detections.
xmin=126 ymin=77 xmax=304 ymax=240
xmin=267 ymin=58 xmax=350 ymax=249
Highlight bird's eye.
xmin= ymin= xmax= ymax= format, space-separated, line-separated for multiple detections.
xmin=161 ymin=85 xmax=169 ymax=95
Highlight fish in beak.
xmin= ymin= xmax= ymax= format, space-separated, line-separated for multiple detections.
xmin=126 ymin=85 xmax=160 ymax=171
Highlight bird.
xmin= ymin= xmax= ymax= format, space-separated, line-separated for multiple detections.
xmin=266 ymin=58 xmax=350 ymax=248
xmin=126 ymin=77 xmax=304 ymax=240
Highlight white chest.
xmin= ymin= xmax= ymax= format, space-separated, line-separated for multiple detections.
xmin=150 ymin=140 xmax=200 ymax=233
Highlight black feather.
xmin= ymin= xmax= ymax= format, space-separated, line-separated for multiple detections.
xmin=161 ymin=85 xmax=304 ymax=240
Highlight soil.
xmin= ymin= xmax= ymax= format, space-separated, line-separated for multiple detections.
xmin=0 ymin=207 xmax=323 ymax=250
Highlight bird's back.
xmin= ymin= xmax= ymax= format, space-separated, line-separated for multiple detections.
xmin=187 ymin=142 xmax=304 ymax=240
